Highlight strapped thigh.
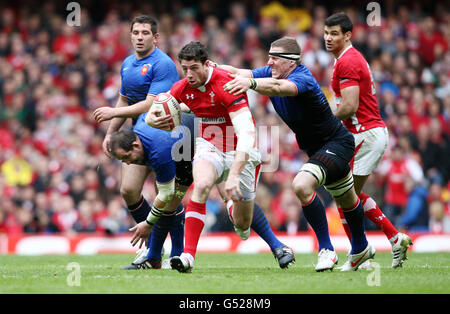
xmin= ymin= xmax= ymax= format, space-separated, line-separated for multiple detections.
xmin=325 ymin=171 xmax=354 ymax=198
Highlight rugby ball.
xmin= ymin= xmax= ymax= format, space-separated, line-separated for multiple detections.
xmin=152 ymin=93 xmax=182 ymax=131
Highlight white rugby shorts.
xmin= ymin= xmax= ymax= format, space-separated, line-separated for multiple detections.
xmin=193 ymin=137 xmax=262 ymax=201
xmin=351 ymin=127 xmax=389 ymax=176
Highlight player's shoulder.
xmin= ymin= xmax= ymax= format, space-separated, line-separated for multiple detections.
xmin=211 ymin=67 xmax=233 ymax=83
xmin=288 ymin=65 xmax=316 ymax=83
xmin=152 ymin=48 xmax=174 ymax=62
xmin=337 ymin=46 xmax=366 ymax=65
xmin=171 ymin=78 xmax=189 ymax=93
xmin=122 ymin=53 xmax=136 ymax=65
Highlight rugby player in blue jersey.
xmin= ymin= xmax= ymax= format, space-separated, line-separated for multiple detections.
xmin=216 ymin=37 xmax=375 ymax=271
xmin=93 ymin=15 xmax=182 ymax=269
xmin=109 ymin=113 xmax=195 ymax=269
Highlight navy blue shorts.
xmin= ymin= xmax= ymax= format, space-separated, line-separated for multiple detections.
xmin=174 ymin=113 xmax=196 ymax=187
xmin=308 ymin=135 xmax=355 ymax=185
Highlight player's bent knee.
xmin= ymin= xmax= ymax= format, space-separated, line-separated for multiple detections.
xmin=120 ymin=185 xmax=142 ymax=202
xmin=193 ymin=178 xmax=214 ymax=198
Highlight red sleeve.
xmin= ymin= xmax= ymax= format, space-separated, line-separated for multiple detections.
xmin=169 ymin=80 xmax=184 ymax=103
xmin=215 ymin=71 xmax=249 ymax=113
xmin=337 ymin=59 xmax=360 ymax=90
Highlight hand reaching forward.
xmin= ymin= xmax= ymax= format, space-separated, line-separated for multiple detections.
xmin=129 ymin=221 xmax=153 ymax=249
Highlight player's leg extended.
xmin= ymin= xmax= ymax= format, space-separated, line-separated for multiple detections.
xmin=170 ymin=159 xmax=218 ymax=273
xmin=354 ymin=175 xmax=412 ymax=268
xmin=332 ymin=175 xmax=368 ymax=255
xmin=184 ymin=160 xmax=217 ymax=257
xmin=217 ymin=182 xmax=294 ymax=268
xmin=330 ymin=173 xmax=375 ymax=271
xmin=353 ymin=175 xmax=398 ymax=240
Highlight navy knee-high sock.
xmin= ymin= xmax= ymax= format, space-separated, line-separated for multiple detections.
xmin=251 ymin=203 xmax=284 ymax=251
xmin=302 ymin=193 xmax=334 ymax=252
xmin=169 ymin=204 xmax=185 ymax=257
xmin=146 ymin=217 xmax=170 ymax=262
xmin=127 ymin=196 xmax=151 ymax=223
xmin=147 ymin=204 xmax=185 ymax=261
xmin=342 ymin=199 xmax=368 ymax=254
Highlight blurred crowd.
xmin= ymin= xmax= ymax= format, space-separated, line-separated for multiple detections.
xmin=0 ymin=0 xmax=449 ymax=236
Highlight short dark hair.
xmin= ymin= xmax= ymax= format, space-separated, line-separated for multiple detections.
xmin=109 ymin=129 xmax=137 ymax=154
xmin=270 ymin=37 xmax=302 ymax=65
xmin=324 ymin=12 xmax=353 ymax=34
xmin=178 ymin=41 xmax=208 ymax=64
xmin=130 ymin=15 xmax=158 ymax=35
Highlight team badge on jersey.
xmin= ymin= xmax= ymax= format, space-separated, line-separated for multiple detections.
xmin=141 ymin=65 xmax=149 ymax=75
xmin=209 ymin=91 xmax=215 ymax=106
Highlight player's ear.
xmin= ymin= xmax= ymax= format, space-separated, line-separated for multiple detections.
xmin=132 ymin=141 xmax=141 ymax=150
xmin=344 ymin=31 xmax=352 ymax=42
xmin=153 ymin=32 xmax=160 ymax=45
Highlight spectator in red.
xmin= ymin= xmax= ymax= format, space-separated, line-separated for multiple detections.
xmin=418 ymin=17 xmax=448 ymax=66
xmin=52 ymin=24 xmax=81 ymax=64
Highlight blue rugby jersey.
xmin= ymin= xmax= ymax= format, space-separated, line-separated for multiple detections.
xmin=132 ymin=113 xmax=196 ymax=184
xmin=119 ymin=47 xmax=179 ymax=111
xmin=132 ymin=114 xmax=180 ymax=183
xmin=252 ymin=65 xmax=351 ymax=156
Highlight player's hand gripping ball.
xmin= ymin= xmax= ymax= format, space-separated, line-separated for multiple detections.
xmin=151 ymin=93 xmax=182 ymax=131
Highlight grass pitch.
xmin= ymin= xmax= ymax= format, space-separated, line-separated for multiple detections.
xmin=0 ymin=252 xmax=448 ymax=294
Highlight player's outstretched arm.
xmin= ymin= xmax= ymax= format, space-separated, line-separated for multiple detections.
xmin=224 ymin=75 xmax=297 ymax=97
xmin=94 ymin=94 xmax=156 ymax=123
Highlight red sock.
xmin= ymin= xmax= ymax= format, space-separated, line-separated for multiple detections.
xmin=338 ymin=207 xmax=352 ymax=241
xmin=184 ymin=199 xmax=206 ymax=258
xmin=359 ymin=192 xmax=398 ymax=240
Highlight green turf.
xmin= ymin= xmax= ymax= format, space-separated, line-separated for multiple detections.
xmin=0 ymin=253 xmax=448 ymax=294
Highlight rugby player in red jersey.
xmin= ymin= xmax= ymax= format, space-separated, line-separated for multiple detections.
xmin=148 ymin=41 xmax=264 ymax=273
xmin=324 ymin=12 xmax=412 ymax=268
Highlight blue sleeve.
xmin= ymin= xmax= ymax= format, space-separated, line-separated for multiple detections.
xmin=286 ymin=72 xmax=309 ymax=95
xmin=148 ymin=59 xmax=179 ymax=95
xmin=251 ymin=66 xmax=272 ymax=79
xmin=153 ymin=160 xmax=176 ymax=184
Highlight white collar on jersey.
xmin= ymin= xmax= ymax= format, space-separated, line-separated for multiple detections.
xmin=196 ymin=66 xmax=214 ymax=92
xmin=336 ymin=44 xmax=353 ymax=60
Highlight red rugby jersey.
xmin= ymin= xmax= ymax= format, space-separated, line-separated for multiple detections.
xmin=170 ymin=67 xmax=253 ymax=152
xmin=331 ymin=46 xmax=385 ymax=133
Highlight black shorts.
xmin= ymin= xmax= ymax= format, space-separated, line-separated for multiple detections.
xmin=173 ymin=113 xmax=196 ymax=187
xmin=175 ymin=159 xmax=193 ymax=187
xmin=308 ymin=136 xmax=355 ymax=186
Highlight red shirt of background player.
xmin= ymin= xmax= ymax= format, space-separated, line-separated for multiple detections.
xmin=331 ymin=46 xmax=385 ymax=133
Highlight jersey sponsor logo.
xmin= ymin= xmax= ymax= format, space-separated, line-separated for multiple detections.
xmin=325 ymin=149 xmax=336 ymax=156
xmin=186 ymin=94 xmax=194 ymax=99
xmin=200 ymin=117 xmax=226 ymax=124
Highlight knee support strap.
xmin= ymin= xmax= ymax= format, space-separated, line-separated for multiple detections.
xmin=299 ymin=163 xmax=326 ymax=186
xmin=325 ymin=171 xmax=354 ymax=198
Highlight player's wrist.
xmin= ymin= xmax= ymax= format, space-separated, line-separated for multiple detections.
xmin=249 ymin=78 xmax=258 ymax=90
